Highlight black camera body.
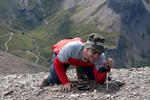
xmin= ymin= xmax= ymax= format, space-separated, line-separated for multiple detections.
xmin=99 ymin=66 xmax=110 ymax=73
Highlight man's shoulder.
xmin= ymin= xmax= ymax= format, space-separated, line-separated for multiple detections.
xmin=65 ymin=41 xmax=83 ymax=47
xmin=61 ymin=41 xmax=84 ymax=54
xmin=57 ymin=41 xmax=84 ymax=63
xmin=53 ymin=38 xmax=84 ymax=54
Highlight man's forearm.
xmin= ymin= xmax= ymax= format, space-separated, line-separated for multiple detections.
xmin=54 ymin=56 xmax=69 ymax=85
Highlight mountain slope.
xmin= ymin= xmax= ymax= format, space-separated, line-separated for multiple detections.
xmin=0 ymin=67 xmax=150 ymax=100
xmin=0 ymin=51 xmax=48 ymax=74
xmin=106 ymin=0 xmax=150 ymax=67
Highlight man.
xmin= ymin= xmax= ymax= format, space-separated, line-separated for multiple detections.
xmin=41 ymin=33 xmax=114 ymax=91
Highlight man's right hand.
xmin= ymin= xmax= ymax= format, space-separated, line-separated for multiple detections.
xmin=63 ymin=82 xmax=74 ymax=91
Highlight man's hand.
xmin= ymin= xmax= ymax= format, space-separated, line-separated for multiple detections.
xmin=105 ymin=58 xmax=114 ymax=68
xmin=63 ymin=82 xmax=74 ymax=91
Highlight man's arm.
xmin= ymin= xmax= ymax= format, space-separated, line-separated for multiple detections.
xmin=93 ymin=57 xmax=114 ymax=84
xmin=54 ymin=53 xmax=74 ymax=91
xmin=93 ymin=65 xmax=107 ymax=84
xmin=54 ymin=56 xmax=69 ymax=85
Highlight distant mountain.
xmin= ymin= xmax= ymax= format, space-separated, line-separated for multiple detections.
xmin=0 ymin=0 xmax=150 ymax=68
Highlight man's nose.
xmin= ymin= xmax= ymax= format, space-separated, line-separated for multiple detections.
xmin=93 ymin=54 xmax=100 ymax=59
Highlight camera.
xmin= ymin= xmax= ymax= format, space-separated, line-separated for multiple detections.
xmin=99 ymin=66 xmax=110 ymax=73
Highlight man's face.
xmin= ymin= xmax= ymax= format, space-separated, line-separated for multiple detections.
xmin=85 ymin=48 xmax=102 ymax=63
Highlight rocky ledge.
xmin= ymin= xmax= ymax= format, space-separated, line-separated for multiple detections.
xmin=0 ymin=67 xmax=150 ymax=100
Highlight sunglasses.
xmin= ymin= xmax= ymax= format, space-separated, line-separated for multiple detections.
xmin=90 ymin=49 xmax=102 ymax=55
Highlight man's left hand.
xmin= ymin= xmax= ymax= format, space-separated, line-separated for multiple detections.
xmin=105 ymin=58 xmax=114 ymax=68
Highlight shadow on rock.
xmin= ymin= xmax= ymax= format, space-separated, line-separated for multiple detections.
xmin=44 ymin=80 xmax=125 ymax=94
xmin=96 ymin=80 xmax=126 ymax=94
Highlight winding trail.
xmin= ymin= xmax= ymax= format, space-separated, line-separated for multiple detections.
xmin=0 ymin=32 xmax=39 ymax=64
xmin=4 ymin=32 xmax=14 ymax=53
xmin=0 ymin=32 xmax=14 ymax=52
xmin=0 ymin=32 xmax=12 ymax=37
xmin=10 ymin=50 xmax=39 ymax=64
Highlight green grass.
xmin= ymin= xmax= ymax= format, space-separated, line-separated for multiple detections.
xmin=0 ymin=22 xmax=20 ymax=50
xmin=0 ymin=22 xmax=34 ymax=51
xmin=0 ymin=21 xmax=37 ymax=64
xmin=8 ymin=33 xmax=34 ymax=51
xmin=0 ymin=22 xmax=18 ymax=34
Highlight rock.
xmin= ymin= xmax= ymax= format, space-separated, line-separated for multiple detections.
xmin=0 ymin=67 xmax=150 ymax=100
xmin=0 ymin=53 xmax=150 ymax=100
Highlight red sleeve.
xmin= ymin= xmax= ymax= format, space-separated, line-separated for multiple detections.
xmin=54 ymin=56 xmax=69 ymax=86
xmin=93 ymin=65 xmax=107 ymax=84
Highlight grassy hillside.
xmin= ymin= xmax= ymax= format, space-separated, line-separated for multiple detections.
xmin=0 ymin=0 xmax=62 ymax=66
xmin=0 ymin=21 xmax=37 ymax=63
xmin=0 ymin=0 xmax=120 ymax=67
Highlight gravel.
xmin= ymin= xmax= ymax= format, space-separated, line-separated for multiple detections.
xmin=0 ymin=67 xmax=150 ymax=100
